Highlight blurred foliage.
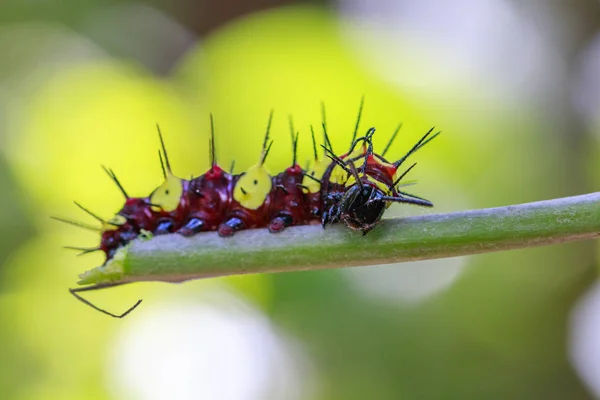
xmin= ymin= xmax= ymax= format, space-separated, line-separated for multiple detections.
xmin=0 ymin=1 xmax=598 ymax=400
xmin=0 ymin=0 xmax=128 ymax=29
xmin=0 ymin=157 xmax=34 ymax=275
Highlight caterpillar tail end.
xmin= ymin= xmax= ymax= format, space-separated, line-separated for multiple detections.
xmin=77 ymin=245 xmax=128 ymax=285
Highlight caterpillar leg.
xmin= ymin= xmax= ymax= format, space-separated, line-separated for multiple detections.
xmin=178 ymin=218 xmax=206 ymax=237
xmin=321 ymin=205 xmax=340 ymax=228
xmin=69 ymin=283 xmax=142 ymax=318
xmin=268 ymin=214 xmax=294 ymax=233
xmin=154 ymin=218 xmax=176 ymax=235
xmin=321 ymin=210 xmax=329 ymax=228
xmin=218 ymin=217 xmax=246 ymax=237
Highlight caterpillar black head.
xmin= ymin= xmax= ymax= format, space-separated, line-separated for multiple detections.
xmin=335 ymin=183 xmax=388 ymax=234
xmin=327 ymin=127 xmax=439 ymax=235
xmin=335 ymin=182 xmax=435 ymax=235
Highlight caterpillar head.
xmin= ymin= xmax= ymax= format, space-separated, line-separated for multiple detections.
xmin=335 ymin=184 xmax=388 ymax=235
xmin=333 ymin=182 xmax=434 ymax=234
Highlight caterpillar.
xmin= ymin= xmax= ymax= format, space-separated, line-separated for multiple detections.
xmin=56 ymin=100 xmax=440 ymax=317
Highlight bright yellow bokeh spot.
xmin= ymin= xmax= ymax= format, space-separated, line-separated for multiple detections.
xmin=106 ymin=214 xmax=127 ymax=228
xmin=4 ymin=61 xmax=203 ymax=225
xmin=176 ymin=5 xmax=433 ymax=174
xmin=302 ymin=158 xmax=330 ymax=193
xmin=222 ymin=274 xmax=273 ymax=309
xmin=0 ymin=233 xmax=132 ymax=399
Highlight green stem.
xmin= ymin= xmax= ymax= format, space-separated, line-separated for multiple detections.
xmin=79 ymin=192 xmax=600 ymax=286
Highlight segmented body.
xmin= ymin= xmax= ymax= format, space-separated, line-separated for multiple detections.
xmin=104 ymin=162 xmax=319 ymax=254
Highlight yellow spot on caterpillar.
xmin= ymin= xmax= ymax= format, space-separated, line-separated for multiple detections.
xmin=328 ymin=145 xmax=368 ymax=185
xmin=368 ymin=175 xmax=393 ymax=195
xmin=329 ymin=164 xmax=348 ymax=185
xmin=105 ymin=214 xmax=127 ymax=229
xmin=347 ymin=144 xmax=366 ymax=159
xmin=150 ymin=174 xmax=183 ymax=212
xmin=302 ymin=159 xmax=329 ymax=194
xmin=234 ymin=163 xmax=272 ymax=210
xmin=99 ymin=214 xmax=126 ymax=231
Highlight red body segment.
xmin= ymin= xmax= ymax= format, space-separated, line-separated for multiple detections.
xmin=267 ymin=164 xmax=314 ymax=232
xmin=366 ymin=154 xmax=397 ymax=185
xmin=217 ymin=181 xmax=271 ymax=237
xmin=185 ymin=165 xmax=236 ymax=233
xmin=120 ymin=198 xmax=157 ymax=231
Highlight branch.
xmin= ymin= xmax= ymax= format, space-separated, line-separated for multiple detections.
xmin=78 ymin=193 xmax=600 ymax=286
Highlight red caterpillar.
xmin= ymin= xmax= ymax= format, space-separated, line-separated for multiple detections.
xmin=57 ymin=101 xmax=440 ymax=317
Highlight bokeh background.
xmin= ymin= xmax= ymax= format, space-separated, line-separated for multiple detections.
xmin=0 ymin=0 xmax=600 ymax=399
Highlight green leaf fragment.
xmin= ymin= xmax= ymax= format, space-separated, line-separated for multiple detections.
xmin=138 ymin=229 xmax=153 ymax=241
xmin=77 ymin=245 xmax=128 ymax=285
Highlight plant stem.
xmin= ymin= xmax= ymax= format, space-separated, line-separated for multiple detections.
xmin=80 ymin=192 xmax=600 ymax=285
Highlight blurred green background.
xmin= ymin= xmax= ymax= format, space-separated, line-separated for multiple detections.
xmin=1 ymin=1 xmax=600 ymax=399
